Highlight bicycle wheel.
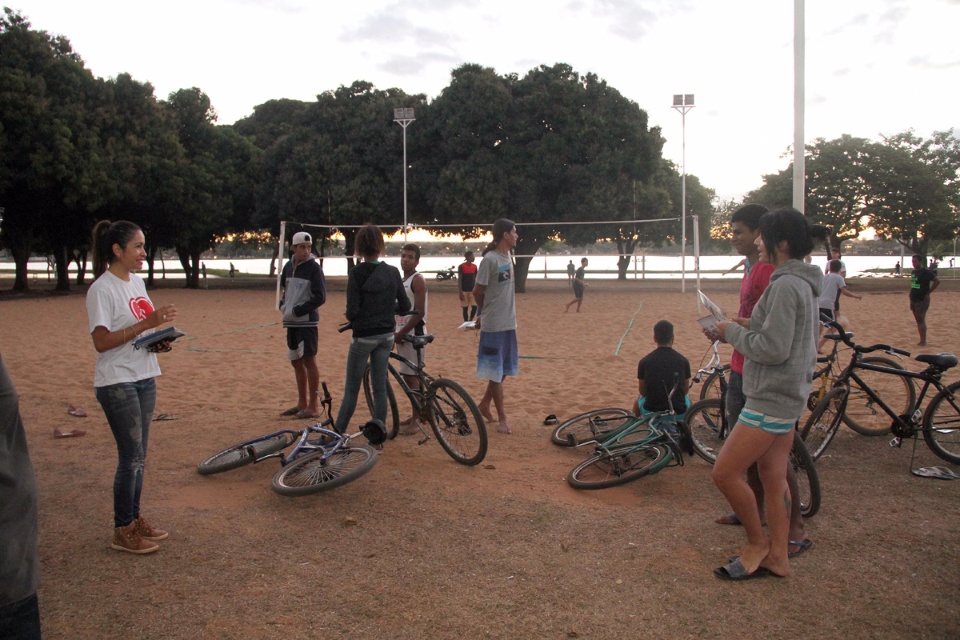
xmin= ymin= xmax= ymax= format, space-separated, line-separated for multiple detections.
xmin=790 ymin=432 xmax=821 ymax=519
xmin=362 ymin=366 xmax=400 ymax=439
xmin=271 ymin=446 xmax=378 ymax=496
xmin=567 ymin=444 xmax=672 ymax=490
xmin=427 ymin=378 xmax=488 ymax=465
xmin=698 ymin=365 xmax=730 ymax=401
xmin=684 ymin=398 xmax=726 ymax=464
xmin=799 ymin=387 xmax=848 ymax=461
xmin=197 ymin=433 xmax=294 ymax=475
xmin=550 ymin=408 xmax=634 ymax=447
xmin=922 ymin=380 xmax=960 ymax=465
xmin=842 ymin=357 xmax=916 ymax=436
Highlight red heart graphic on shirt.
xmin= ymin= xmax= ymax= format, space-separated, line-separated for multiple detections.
xmin=129 ymin=296 xmax=154 ymax=321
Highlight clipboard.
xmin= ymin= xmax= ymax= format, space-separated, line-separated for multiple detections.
xmin=134 ymin=326 xmax=185 ymax=351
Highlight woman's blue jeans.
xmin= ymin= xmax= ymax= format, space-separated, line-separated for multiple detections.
xmin=95 ymin=378 xmax=156 ymax=528
xmin=334 ymin=333 xmax=394 ymax=433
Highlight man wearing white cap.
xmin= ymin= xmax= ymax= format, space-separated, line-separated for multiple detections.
xmin=279 ymin=231 xmax=327 ymax=419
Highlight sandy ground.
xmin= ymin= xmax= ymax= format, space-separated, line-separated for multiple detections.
xmin=1 ymin=274 xmax=959 ymax=639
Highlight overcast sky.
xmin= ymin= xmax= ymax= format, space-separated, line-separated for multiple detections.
xmin=14 ymin=0 xmax=960 ymax=201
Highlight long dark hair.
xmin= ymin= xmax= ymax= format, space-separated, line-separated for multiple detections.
xmin=482 ymin=218 xmax=516 ymax=256
xmin=92 ymin=220 xmax=141 ymax=277
xmin=758 ymin=208 xmax=828 ymax=262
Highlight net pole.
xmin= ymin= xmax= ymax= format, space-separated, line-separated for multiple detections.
xmin=276 ymin=221 xmax=286 ymax=310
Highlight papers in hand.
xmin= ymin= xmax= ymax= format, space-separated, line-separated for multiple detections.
xmin=134 ymin=326 xmax=185 ymax=351
xmin=697 ymin=291 xmax=726 ymax=332
xmin=458 ymin=320 xmax=477 ymax=331
xmin=698 ymin=290 xmax=727 ymax=322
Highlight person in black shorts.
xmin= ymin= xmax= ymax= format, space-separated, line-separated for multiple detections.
xmin=565 ymin=258 xmax=588 ymax=312
xmin=279 ymin=231 xmax=327 ymax=419
xmin=458 ymin=251 xmax=478 ymax=322
xmin=909 ymin=254 xmax=940 ymax=346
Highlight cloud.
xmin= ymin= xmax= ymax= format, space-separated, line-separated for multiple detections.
xmin=340 ymin=12 xmax=459 ymax=49
xmin=591 ymin=0 xmax=663 ymax=39
xmin=907 ymin=55 xmax=960 ymax=70
xmin=377 ymin=51 xmax=462 ymax=78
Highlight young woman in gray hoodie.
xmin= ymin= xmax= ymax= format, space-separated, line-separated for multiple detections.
xmin=711 ymin=208 xmax=826 ymax=580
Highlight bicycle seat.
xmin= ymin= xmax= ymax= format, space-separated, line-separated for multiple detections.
xmin=404 ymin=334 xmax=435 ymax=348
xmin=915 ymin=352 xmax=958 ymax=370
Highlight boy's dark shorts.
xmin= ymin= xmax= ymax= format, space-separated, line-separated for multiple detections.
xmin=287 ymin=327 xmax=318 ymax=361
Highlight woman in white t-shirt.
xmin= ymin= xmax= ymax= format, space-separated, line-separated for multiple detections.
xmin=86 ymin=220 xmax=178 ymax=555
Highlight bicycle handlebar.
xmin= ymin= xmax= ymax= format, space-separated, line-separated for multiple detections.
xmin=824 ymin=319 xmax=911 ymax=357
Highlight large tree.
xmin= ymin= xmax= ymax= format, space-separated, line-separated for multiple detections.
xmin=749 ymin=132 xmax=958 ymax=255
xmin=0 ymin=9 xmax=107 ymax=291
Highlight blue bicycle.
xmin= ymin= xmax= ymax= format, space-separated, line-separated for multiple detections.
xmin=197 ymin=383 xmax=383 ymax=496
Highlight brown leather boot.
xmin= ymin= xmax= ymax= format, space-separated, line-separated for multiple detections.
xmin=111 ymin=521 xmax=159 ymax=554
xmin=135 ymin=515 xmax=169 ymax=541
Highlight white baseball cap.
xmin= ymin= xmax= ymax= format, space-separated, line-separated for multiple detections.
xmin=292 ymin=231 xmax=312 ymax=246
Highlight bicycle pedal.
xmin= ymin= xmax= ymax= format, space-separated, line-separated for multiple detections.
xmin=889 ymin=436 xmax=903 ymax=448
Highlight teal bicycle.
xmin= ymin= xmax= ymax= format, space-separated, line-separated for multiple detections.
xmin=564 ymin=380 xmax=695 ymax=489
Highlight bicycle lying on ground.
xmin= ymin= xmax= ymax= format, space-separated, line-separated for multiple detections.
xmin=554 ymin=378 xmax=696 ymax=489
xmin=801 ymin=319 xmax=960 ymax=466
xmin=197 ymin=383 xmax=383 ymax=496
xmin=682 ymin=342 xmax=821 ymax=517
xmin=361 ymin=330 xmax=488 ymax=465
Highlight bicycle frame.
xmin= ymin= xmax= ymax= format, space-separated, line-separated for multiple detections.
xmin=825 ymin=319 xmax=955 ymax=441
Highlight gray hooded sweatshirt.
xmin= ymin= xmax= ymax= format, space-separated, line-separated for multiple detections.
xmin=725 ymin=259 xmax=823 ymax=421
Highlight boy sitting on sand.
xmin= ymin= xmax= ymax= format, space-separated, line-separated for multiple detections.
xmin=634 ymin=321 xmax=692 ymax=433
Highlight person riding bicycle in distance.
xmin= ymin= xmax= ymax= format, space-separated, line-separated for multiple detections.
xmin=635 ymin=320 xmax=692 ymax=441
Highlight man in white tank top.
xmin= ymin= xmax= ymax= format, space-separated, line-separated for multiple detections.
xmin=395 ymin=244 xmax=428 ymax=435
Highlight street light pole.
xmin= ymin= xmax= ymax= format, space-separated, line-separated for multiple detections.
xmin=393 ymin=107 xmax=416 ymax=241
xmin=672 ymin=94 xmax=694 ymax=293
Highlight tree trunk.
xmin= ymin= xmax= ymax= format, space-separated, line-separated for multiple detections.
xmin=9 ymin=244 xmax=30 ymax=293
xmin=53 ymin=245 xmax=71 ymax=291
xmin=514 ymin=255 xmax=532 ymax=293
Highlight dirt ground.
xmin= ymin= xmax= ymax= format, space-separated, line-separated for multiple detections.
xmin=1 ymin=274 xmax=958 ymax=639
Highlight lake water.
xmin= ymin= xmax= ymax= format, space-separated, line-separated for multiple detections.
xmin=14 ymin=251 xmax=921 ymax=281
xmin=106 ymin=253 xmax=909 ymax=280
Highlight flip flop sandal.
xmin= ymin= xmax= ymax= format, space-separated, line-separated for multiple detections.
xmin=543 ymin=414 xmax=559 ymax=426
xmin=713 ymin=557 xmax=775 ymax=581
xmin=280 ymin=407 xmax=301 ymax=417
xmin=788 ymin=539 xmax=814 ymax=558
xmin=715 ymin=512 xmax=742 ymax=526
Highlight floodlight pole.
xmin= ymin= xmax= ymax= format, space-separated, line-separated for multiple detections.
xmin=672 ymin=94 xmax=695 ymax=293
xmin=393 ymin=107 xmax=416 ymax=241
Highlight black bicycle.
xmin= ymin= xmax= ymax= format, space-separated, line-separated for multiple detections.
xmin=801 ymin=319 xmax=960 ymax=466
xmin=683 ymin=342 xmax=821 ymax=518
xmin=361 ymin=333 xmax=488 ymax=465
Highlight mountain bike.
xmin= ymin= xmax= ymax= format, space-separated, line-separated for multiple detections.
xmin=806 ymin=324 xmax=916 ymax=436
xmin=565 ymin=379 xmax=696 ymax=489
xmin=683 ymin=342 xmax=821 ymax=518
xmin=197 ymin=382 xmax=382 ymax=496
xmin=801 ymin=319 xmax=960 ymax=466
xmin=361 ymin=332 xmax=487 ymax=465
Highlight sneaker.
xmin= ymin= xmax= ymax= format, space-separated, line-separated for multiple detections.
xmin=135 ymin=515 xmax=169 ymax=541
xmin=111 ymin=522 xmax=159 ymax=554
